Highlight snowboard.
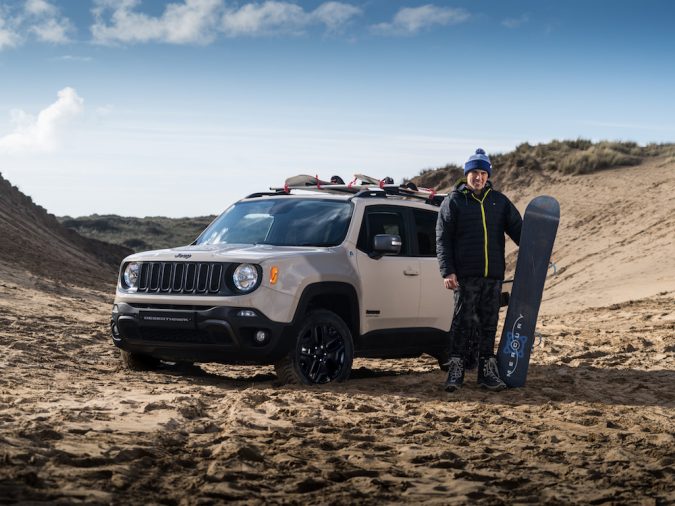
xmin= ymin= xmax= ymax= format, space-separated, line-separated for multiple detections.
xmin=353 ymin=173 xmax=381 ymax=185
xmin=284 ymin=174 xmax=332 ymax=187
xmin=274 ymin=175 xmax=366 ymax=195
xmin=353 ymin=174 xmax=446 ymax=203
xmin=497 ymin=195 xmax=560 ymax=387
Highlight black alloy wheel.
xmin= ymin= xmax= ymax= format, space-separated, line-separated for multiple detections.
xmin=275 ymin=309 xmax=353 ymax=385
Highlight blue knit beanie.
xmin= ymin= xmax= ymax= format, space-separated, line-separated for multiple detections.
xmin=464 ymin=148 xmax=492 ymax=176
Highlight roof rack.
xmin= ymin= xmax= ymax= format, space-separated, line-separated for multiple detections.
xmin=265 ymin=174 xmax=447 ymax=206
xmin=352 ymin=189 xmax=388 ymax=199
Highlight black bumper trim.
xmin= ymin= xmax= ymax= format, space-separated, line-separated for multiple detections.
xmin=111 ymin=302 xmax=293 ymax=364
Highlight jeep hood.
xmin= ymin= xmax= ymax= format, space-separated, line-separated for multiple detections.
xmin=123 ymin=244 xmax=338 ymax=264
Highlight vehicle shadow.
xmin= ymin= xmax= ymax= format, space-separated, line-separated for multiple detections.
xmin=152 ymin=361 xmax=674 ymax=408
xmin=156 ymin=362 xmax=277 ymax=386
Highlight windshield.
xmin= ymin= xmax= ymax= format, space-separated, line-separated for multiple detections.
xmin=196 ymin=198 xmax=353 ymax=247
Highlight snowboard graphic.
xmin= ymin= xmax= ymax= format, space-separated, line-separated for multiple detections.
xmin=498 ymin=196 xmax=560 ymax=387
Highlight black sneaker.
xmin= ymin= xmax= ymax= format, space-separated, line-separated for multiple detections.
xmin=444 ymin=356 xmax=464 ymax=392
xmin=478 ymin=356 xmax=507 ymax=391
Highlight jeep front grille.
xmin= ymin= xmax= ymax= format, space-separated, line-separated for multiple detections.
xmin=137 ymin=262 xmax=230 ymax=295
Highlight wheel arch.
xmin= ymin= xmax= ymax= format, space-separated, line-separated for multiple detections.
xmin=292 ymin=282 xmax=360 ymax=338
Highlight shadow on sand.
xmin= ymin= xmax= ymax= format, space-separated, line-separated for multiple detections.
xmin=152 ymin=361 xmax=674 ymax=408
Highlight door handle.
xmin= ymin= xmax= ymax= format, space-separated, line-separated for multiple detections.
xmin=403 ymin=269 xmax=419 ymax=276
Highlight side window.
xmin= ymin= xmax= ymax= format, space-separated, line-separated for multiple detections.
xmin=413 ymin=209 xmax=438 ymax=257
xmin=357 ymin=207 xmax=409 ymax=256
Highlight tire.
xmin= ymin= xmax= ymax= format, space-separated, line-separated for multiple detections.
xmin=120 ymin=349 xmax=161 ymax=371
xmin=275 ymin=309 xmax=354 ymax=385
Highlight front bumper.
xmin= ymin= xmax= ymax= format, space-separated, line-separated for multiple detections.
xmin=110 ymin=302 xmax=293 ymax=364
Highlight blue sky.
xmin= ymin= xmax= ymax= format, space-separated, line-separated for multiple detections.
xmin=0 ymin=0 xmax=673 ymax=217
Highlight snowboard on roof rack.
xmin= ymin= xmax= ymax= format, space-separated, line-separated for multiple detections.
xmin=270 ymin=173 xmax=446 ymax=205
xmin=354 ymin=174 xmax=447 ymax=205
xmin=284 ymin=174 xmax=333 ymax=187
xmin=353 ymin=173 xmax=381 ymax=185
xmin=270 ymin=174 xmax=368 ymax=195
xmin=497 ymin=195 xmax=560 ymax=388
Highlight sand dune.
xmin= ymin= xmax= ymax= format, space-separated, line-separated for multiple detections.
xmin=508 ymin=156 xmax=675 ymax=313
xmin=0 ymin=157 xmax=673 ymax=504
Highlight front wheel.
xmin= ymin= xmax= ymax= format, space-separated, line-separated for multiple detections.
xmin=275 ymin=310 xmax=354 ymax=385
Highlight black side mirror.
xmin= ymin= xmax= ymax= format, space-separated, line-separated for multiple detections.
xmin=369 ymin=234 xmax=402 ymax=259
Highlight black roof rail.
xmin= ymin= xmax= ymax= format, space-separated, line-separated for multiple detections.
xmin=245 ymin=190 xmax=290 ymax=198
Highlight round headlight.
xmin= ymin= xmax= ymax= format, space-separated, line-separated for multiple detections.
xmin=123 ymin=262 xmax=140 ymax=290
xmin=233 ymin=264 xmax=259 ymax=293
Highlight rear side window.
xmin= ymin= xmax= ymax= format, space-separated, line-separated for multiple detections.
xmin=413 ymin=209 xmax=438 ymax=257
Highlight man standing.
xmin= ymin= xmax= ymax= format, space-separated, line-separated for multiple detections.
xmin=436 ymin=148 xmax=522 ymax=392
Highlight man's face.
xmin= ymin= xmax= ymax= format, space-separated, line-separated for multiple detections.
xmin=466 ymin=169 xmax=489 ymax=193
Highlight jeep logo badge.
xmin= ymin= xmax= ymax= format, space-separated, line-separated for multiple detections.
xmin=175 ymin=253 xmax=192 ymax=259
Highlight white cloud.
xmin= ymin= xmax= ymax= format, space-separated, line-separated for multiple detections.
xmin=53 ymin=54 xmax=93 ymax=62
xmin=0 ymin=13 xmax=21 ymax=49
xmin=24 ymin=0 xmax=73 ymax=43
xmin=31 ymin=17 xmax=73 ymax=43
xmin=502 ymin=14 xmax=529 ymax=29
xmin=311 ymin=2 xmax=361 ymax=32
xmin=221 ymin=1 xmax=306 ymax=36
xmin=25 ymin=0 xmax=58 ymax=16
xmin=91 ymin=0 xmax=222 ymax=45
xmin=221 ymin=1 xmax=361 ymax=37
xmin=0 ymin=0 xmax=73 ymax=48
xmin=0 ymin=87 xmax=84 ymax=154
xmin=372 ymin=4 xmax=470 ymax=35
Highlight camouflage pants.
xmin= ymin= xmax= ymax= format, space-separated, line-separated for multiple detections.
xmin=448 ymin=277 xmax=502 ymax=365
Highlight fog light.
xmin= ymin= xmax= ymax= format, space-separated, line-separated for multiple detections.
xmin=237 ymin=309 xmax=257 ymax=317
xmin=254 ymin=330 xmax=269 ymax=344
xmin=111 ymin=321 xmax=121 ymax=340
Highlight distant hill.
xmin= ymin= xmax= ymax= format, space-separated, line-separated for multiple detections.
xmin=412 ymin=139 xmax=675 ymax=192
xmin=58 ymin=140 xmax=675 ymax=256
xmin=58 ymin=215 xmax=216 ymax=253
xmin=0 ymin=173 xmax=132 ymax=288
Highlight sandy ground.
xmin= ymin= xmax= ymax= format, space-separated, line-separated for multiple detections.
xmin=0 ymin=274 xmax=673 ymax=505
xmin=1 ymin=158 xmax=674 ymax=504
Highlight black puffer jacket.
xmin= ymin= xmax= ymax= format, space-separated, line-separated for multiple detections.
xmin=436 ymin=181 xmax=522 ymax=280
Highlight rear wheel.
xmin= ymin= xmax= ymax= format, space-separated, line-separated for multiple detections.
xmin=275 ymin=310 xmax=353 ymax=385
xmin=120 ymin=350 xmax=160 ymax=371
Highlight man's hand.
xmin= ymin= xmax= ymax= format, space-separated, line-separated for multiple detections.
xmin=443 ymin=274 xmax=459 ymax=290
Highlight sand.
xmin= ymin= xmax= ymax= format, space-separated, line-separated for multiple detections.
xmin=1 ymin=158 xmax=674 ymax=504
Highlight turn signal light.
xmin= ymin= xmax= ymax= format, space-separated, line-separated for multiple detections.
xmin=270 ymin=266 xmax=279 ymax=285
